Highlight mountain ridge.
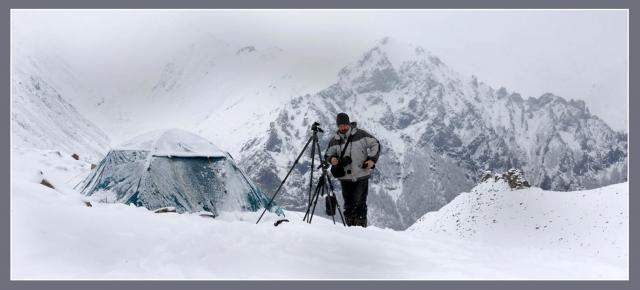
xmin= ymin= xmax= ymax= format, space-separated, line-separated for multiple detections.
xmin=235 ymin=37 xmax=627 ymax=230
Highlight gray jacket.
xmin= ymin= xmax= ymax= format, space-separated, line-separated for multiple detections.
xmin=324 ymin=122 xmax=381 ymax=181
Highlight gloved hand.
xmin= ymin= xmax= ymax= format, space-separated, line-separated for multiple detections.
xmin=362 ymin=160 xmax=375 ymax=169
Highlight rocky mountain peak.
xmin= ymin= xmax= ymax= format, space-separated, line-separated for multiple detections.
xmin=236 ymin=38 xmax=627 ymax=230
xmin=236 ymin=45 xmax=256 ymax=55
xmin=337 ymin=38 xmax=455 ymax=95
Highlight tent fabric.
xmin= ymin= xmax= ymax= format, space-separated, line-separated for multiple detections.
xmin=77 ymin=129 xmax=280 ymax=216
xmin=114 ymin=129 xmax=227 ymax=158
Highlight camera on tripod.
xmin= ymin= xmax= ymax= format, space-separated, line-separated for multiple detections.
xmin=311 ymin=122 xmax=323 ymax=133
xmin=256 ymin=121 xmax=346 ymax=226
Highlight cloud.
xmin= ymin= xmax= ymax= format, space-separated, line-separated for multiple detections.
xmin=11 ymin=9 xmax=628 ymax=132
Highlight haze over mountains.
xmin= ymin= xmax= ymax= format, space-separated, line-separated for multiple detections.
xmin=11 ymin=36 xmax=628 ymax=229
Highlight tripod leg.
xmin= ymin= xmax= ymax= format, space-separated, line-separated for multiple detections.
xmin=326 ymin=174 xmax=347 ymax=227
xmin=305 ymin=132 xmax=326 ymax=223
xmin=307 ymin=134 xmax=316 ymax=210
xmin=314 ymin=139 xmax=346 ymax=227
xmin=309 ymin=181 xmax=324 ymax=223
xmin=335 ymin=201 xmax=347 ymax=227
xmin=320 ymin=179 xmax=336 ymax=225
xmin=256 ymin=136 xmax=314 ymax=224
xmin=314 ymin=138 xmax=326 ymax=169
xmin=303 ymin=177 xmax=323 ymax=221
xmin=330 ymin=183 xmax=336 ymax=225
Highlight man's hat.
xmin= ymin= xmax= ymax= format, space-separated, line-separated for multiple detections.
xmin=336 ymin=113 xmax=350 ymax=126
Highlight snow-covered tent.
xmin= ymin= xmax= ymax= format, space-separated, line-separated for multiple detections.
xmin=77 ymin=129 xmax=280 ymax=215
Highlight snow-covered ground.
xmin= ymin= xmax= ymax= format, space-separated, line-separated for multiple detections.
xmin=409 ymin=179 xmax=628 ymax=262
xmin=10 ymin=149 xmax=628 ymax=280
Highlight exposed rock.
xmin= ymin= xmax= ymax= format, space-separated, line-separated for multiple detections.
xmin=480 ymin=170 xmax=492 ymax=182
xmin=199 ymin=213 xmax=217 ymax=219
xmin=40 ymin=179 xmax=55 ymax=189
xmin=154 ymin=206 xmax=177 ymax=213
xmin=487 ymin=168 xmax=531 ymax=189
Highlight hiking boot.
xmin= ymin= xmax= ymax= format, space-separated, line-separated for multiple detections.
xmin=353 ymin=216 xmax=367 ymax=228
xmin=344 ymin=214 xmax=356 ymax=226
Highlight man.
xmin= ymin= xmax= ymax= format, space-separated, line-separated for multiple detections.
xmin=324 ymin=113 xmax=380 ymax=227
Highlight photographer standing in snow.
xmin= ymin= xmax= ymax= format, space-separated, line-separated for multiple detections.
xmin=325 ymin=113 xmax=380 ymax=227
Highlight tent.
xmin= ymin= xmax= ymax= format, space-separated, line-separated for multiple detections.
xmin=77 ymin=129 xmax=281 ymax=216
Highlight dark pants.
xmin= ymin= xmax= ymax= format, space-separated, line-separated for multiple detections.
xmin=340 ymin=179 xmax=369 ymax=227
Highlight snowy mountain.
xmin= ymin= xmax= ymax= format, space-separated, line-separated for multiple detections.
xmin=10 ymin=33 xmax=333 ymax=151
xmin=11 ymin=33 xmax=627 ymax=231
xmin=409 ymin=179 xmax=628 ymax=263
xmin=49 ymin=35 xmax=336 ymax=149
xmin=11 ymin=39 xmax=109 ymax=162
xmin=235 ymin=37 xmax=628 ymax=230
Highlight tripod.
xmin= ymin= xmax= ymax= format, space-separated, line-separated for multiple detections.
xmin=303 ymin=161 xmax=346 ymax=225
xmin=256 ymin=122 xmax=345 ymax=226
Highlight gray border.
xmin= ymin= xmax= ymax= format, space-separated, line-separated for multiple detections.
xmin=2 ymin=0 xmax=636 ymax=290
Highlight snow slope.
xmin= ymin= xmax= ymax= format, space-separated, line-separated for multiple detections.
xmin=12 ymin=30 xmax=333 ymax=154
xmin=10 ymin=149 xmax=627 ymax=279
xmin=11 ymin=34 xmax=110 ymax=163
xmin=409 ymin=179 xmax=628 ymax=264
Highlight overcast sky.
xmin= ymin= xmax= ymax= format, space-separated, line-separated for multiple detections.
xmin=12 ymin=9 xmax=628 ymax=132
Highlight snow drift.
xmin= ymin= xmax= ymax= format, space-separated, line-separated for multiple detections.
xmin=409 ymin=179 xmax=628 ymax=264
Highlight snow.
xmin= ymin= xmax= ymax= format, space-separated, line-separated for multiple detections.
xmin=12 ymin=31 xmax=627 ymax=231
xmin=11 ymin=32 xmax=110 ymax=163
xmin=409 ymin=179 xmax=628 ymax=266
xmin=10 ymin=149 xmax=628 ymax=279
xmin=11 ymin=66 xmax=110 ymax=163
xmin=10 ymin=32 xmax=628 ymax=279
xmin=114 ymin=128 xmax=226 ymax=158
